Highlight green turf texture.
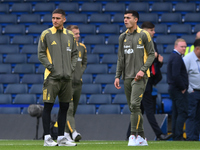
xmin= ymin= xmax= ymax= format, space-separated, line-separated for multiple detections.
xmin=0 ymin=140 xmax=200 ymax=150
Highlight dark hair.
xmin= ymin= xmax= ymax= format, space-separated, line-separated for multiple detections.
xmin=194 ymin=39 xmax=200 ymax=47
xmin=141 ymin=21 xmax=155 ymax=29
xmin=66 ymin=25 xmax=79 ymax=31
xmin=52 ymin=8 xmax=66 ymax=17
xmin=125 ymin=10 xmax=139 ymax=20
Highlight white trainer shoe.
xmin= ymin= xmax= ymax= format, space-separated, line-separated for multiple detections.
xmin=44 ymin=135 xmax=58 ymax=146
xmin=57 ymin=136 xmax=77 ymax=146
xmin=135 ymin=135 xmax=148 ymax=146
xmin=128 ymin=135 xmax=136 ymax=146
xmin=72 ymin=130 xmax=82 ymax=142
xmin=64 ymin=132 xmax=74 ymax=142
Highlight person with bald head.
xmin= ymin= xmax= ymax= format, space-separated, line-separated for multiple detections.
xmin=185 ymin=31 xmax=200 ymax=55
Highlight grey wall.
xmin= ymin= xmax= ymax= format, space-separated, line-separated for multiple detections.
xmin=0 ymin=114 xmax=168 ymax=141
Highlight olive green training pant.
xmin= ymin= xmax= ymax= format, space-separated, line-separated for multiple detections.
xmin=124 ymin=78 xmax=148 ymax=138
xmin=65 ymin=83 xmax=82 ymax=133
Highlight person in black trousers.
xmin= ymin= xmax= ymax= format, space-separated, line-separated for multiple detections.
xmin=167 ymin=38 xmax=188 ymax=140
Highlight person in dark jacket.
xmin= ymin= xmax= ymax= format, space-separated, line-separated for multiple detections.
xmin=167 ymin=38 xmax=188 ymax=141
xmin=38 ymin=9 xmax=78 ymax=146
xmin=141 ymin=21 xmax=172 ymax=140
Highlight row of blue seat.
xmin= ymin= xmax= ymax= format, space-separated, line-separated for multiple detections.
xmin=0 ymin=93 xmax=128 ymax=105
xmin=0 ymin=13 xmax=200 ymax=25
xmin=0 ymin=34 xmax=197 ymax=46
xmin=0 ymin=0 xmax=197 ymax=3
xmin=0 ymin=104 xmax=131 ymax=114
xmin=0 ymin=2 xmax=199 ymax=14
xmin=1 ymin=24 xmax=200 ymax=35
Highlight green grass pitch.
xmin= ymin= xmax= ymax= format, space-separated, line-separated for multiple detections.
xmin=0 ymin=140 xmax=200 ymax=150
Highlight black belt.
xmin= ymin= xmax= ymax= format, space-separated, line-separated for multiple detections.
xmin=194 ymin=89 xmax=200 ymax=91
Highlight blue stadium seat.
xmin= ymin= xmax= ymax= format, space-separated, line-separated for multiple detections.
xmin=4 ymin=84 xmax=28 ymax=94
xmin=160 ymin=13 xmax=182 ymax=24
xmin=84 ymin=64 xmax=108 ymax=74
xmin=0 ymin=64 xmax=12 ymax=73
xmin=92 ymin=44 xmax=115 ymax=54
xmin=169 ymin=24 xmax=192 ymax=35
xmin=0 ymin=45 xmax=19 ymax=53
xmin=82 ymin=74 xmax=93 ymax=84
xmin=4 ymin=54 xmax=27 ymax=63
xmin=11 ymin=35 xmax=34 ymax=45
xmin=0 ymin=84 xmax=3 ymax=93
xmin=13 ymin=64 xmax=35 ymax=74
xmin=0 ymin=4 xmax=9 ymax=14
xmin=51 ymin=107 xmax=59 ymax=114
xmin=29 ymin=84 xmax=43 ymax=94
xmin=89 ymin=14 xmax=111 ymax=24
xmin=36 ymin=64 xmax=45 ymax=74
xmin=0 ymin=54 xmax=2 ymax=63
xmin=106 ymin=35 xmax=119 ymax=45
xmin=79 ymin=94 xmax=87 ymax=104
xmin=103 ymin=84 xmax=124 ymax=94
xmin=87 ymin=54 xmax=99 ymax=64
xmin=101 ymin=54 xmax=117 ymax=64
xmin=21 ymin=74 xmax=43 ymax=84
xmin=0 ymin=94 xmax=12 ymax=104
xmin=80 ymin=3 xmax=102 ymax=13
xmin=78 ymin=24 xmax=96 ymax=35
xmin=159 ymin=73 xmax=167 ymax=84
xmin=111 ymin=13 xmax=123 ymax=24
xmin=150 ymin=2 xmax=172 ymax=13
xmin=165 ymin=44 xmax=174 ymax=54
xmin=163 ymin=0 xmax=187 ymax=1
xmin=57 ymin=2 xmax=79 ymax=13
xmin=10 ymin=3 xmax=32 ymax=14
xmin=98 ymin=104 xmax=121 ymax=114
xmin=33 ymin=3 xmax=55 ymax=14
xmin=183 ymin=13 xmax=200 ymax=24
xmin=138 ymin=13 xmax=158 ymax=24
xmin=67 ymin=14 xmax=88 ymax=24
xmin=174 ymin=3 xmax=196 ymax=13
xmin=127 ymin=2 xmax=149 ymax=13
xmin=157 ymin=44 xmax=164 ymax=54
xmin=94 ymin=74 xmax=115 ymax=84
xmin=28 ymin=54 xmax=40 ymax=63
xmin=38 ymin=94 xmax=43 ymax=104
xmin=162 ymin=98 xmax=172 ymax=113
xmin=122 ymin=105 xmax=130 ymax=114
xmin=162 ymin=54 xmax=170 ymax=64
xmin=113 ymin=94 xmax=127 ymax=104
xmin=81 ymin=84 xmax=102 ymax=94
xmin=0 ymin=35 xmax=10 ymax=44
xmin=98 ymin=24 xmax=120 ymax=35
xmin=194 ymin=24 xmax=200 ymax=33
xmin=41 ymin=14 xmax=52 ymax=24
xmin=155 ymin=83 xmax=169 ymax=94
xmin=160 ymin=64 xmax=167 ymax=74
xmin=22 ymin=0 xmax=46 ymax=2
xmin=155 ymin=24 xmax=168 ymax=34
xmin=22 ymin=107 xmax=29 ymax=114
xmin=0 ymin=74 xmax=19 ymax=83
xmin=27 ymin=24 xmax=49 ymax=34
xmin=76 ymin=105 xmax=96 ymax=114
xmin=88 ymin=94 xmax=112 ymax=104
xmin=156 ymin=35 xmax=177 ymax=44
xmin=109 ymin=64 xmax=116 ymax=74
xmin=21 ymin=45 xmax=37 ymax=54
xmin=13 ymin=94 xmax=37 ymax=104
xmin=181 ymin=35 xmax=196 ymax=45
xmin=19 ymin=14 xmax=41 ymax=25
xmin=84 ymin=35 xmax=105 ymax=45
xmin=0 ymin=107 xmax=21 ymax=114
xmin=103 ymin=3 xmax=125 ymax=14
xmin=0 ymin=14 xmax=17 ymax=24
xmin=85 ymin=44 xmax=91 ymax=53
